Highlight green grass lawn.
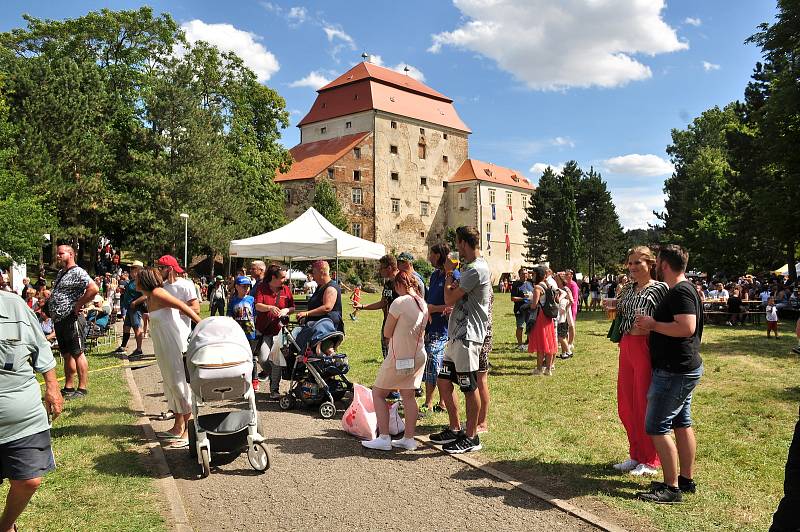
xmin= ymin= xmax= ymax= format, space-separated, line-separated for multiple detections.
xmin=0 ymin=349 xmax=166 ymax=531
xmin=344 ymin=292 xmax=799 ymax=532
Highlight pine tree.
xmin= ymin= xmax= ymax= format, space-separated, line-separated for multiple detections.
xmin=523 ymin=167 xmax=559 ymax=263
xmin=312 ymin=178 xmax=349 ymax=231
xmin=577 ymin=167 xmax=624 ymax=276
xmin=552 ymin=164 xmax=582 ymax=271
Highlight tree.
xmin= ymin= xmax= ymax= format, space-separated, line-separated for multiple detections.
xmin=523 ymin=167 xmax=559 ymax=264
xmin=312 ymin=178 xmax=349 ymax=231
xmin=576 ymin=167 xmax=625 ymax=276
xmin=550 ymin=162 xmax=582 ymax=271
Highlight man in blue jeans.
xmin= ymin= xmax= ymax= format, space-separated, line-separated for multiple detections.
xmin=634 ymin=244 xmax=703 ymax=504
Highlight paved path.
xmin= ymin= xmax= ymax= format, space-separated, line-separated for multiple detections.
xmin=128 ymin=335 xmax=597 ymax=532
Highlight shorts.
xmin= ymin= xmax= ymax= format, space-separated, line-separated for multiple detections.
xmin=645 ymin=365 xmax=703 ymax=435
xmin=478 ymin=334 xmax=492 ymax=373
xmin=123 ymin=308 xmax=142 ymax=329
xmin=438 ymin=360 xmax=478 ymax=393
xmin=767 ymin=320 xmax=778 ymax=331
xmin=0 ymin=430 xmax=56 ymax=482
xmin=515 ymin=311 xmax=527 ymax=328
xmin=444 ymin=338 xmax=481 ymax=373
xmin=54 ymin=314 xmax=86 ymax=356
xmin=423 ymin=332 xmax=447 ymax=385
xmin=557 ymin=322 xmax=568 ymax=339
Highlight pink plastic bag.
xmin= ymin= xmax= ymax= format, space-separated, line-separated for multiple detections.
xmin=341 ymin=383 xmax=377 ymax=440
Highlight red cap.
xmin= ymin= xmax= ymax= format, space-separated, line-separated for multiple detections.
xmin=157 ymin=255 xmax=184 ymax=274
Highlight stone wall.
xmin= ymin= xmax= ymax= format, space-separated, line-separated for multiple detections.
xmin=300 ymin=111 xmax=373 ymax=144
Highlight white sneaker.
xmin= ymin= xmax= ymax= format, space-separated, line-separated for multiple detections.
xmin=568 ymin=344 xmax=574 ymax=353
xmin=391 ymin=437 xmax=418 ymax=451
xmin=630 ymin=463 xmax=659 ymax=476
xmin=543 ymin=367 xmax=552 ymax=376
xmin=361 ymin=435 xmax=392 ymax=451
xmin=613 ymin=458 xmax=639 ymax=472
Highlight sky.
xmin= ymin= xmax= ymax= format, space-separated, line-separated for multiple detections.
xmin=0 ymin=1 xmax=778 ymax=230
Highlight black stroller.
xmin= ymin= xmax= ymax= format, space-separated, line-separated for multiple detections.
xmin=277 ymin=317 xmax=353 ymax=419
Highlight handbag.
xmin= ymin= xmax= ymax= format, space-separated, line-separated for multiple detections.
xmin=607 ymin=315 xmax=623 ymax=343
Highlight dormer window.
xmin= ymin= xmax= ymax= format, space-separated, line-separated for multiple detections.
xmin=320 ymin=126 xmax=327 ymax=134
xmin=346 ymin=121 xmax=352 ymax=129
xmin=484 ymin=168 xmax=493 ymax=177
xmin=391 ymin=121 xmax=397 ymax=129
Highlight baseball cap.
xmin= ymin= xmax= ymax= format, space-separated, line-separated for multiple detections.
xmin=129 ymin=260 xmax=144 ymax=268
xmin=397 ymin=251 xmax=414 ymax=262
xmin=215 ymin=275 xmax=224 ymax=281
xmin=235 ymin=276 xmax=251 ymax=286
xmin=157 ymin=255 xmax=184 ymax=274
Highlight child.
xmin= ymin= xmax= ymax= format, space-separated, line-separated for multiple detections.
xmin=227 ymin=276 xmax=258 ymax=388
xmin=349 ymin=283 xmax=362 ymax=321
xmin=766 ymin=297 xmax=779 ymax=338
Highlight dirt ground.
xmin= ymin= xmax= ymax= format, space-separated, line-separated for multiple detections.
xmin=129 ymin=342 xmax=600 ymax=532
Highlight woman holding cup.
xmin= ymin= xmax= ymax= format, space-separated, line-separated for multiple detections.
xmin=612 ymin=247 xmax=669 ymax=477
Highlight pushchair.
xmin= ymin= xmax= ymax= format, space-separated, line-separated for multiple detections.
xmin=185 ymin=317 xmax=270 ymax=478
xmin=277 ymin=317 xmax=353 ymax=419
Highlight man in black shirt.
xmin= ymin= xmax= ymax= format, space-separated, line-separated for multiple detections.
xmin=634 ymin=244 xmax=703 ymax=504
xmin=510 ymin=268 xmax=532 ymax=350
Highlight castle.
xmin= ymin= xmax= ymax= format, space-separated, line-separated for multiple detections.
xmin=276 ymin=61 xmax=533 ymax=282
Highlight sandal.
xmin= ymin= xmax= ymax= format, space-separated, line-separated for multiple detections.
xmin=156 ymin=431 xmax=182 ymax=440
xmin=433 ymin=404 xmax=447 ymax=413
xmin=166 ymin=438 xmax=189 ymax=449
xmin=151 ymin=411 xmax=175 ymax=421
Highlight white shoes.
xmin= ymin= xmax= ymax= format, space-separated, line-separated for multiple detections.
xmin=361 ymin=435 xmax=392 ymax=451
xmin=391 ymin=437 xmax=418 ymax=451
xmin=630 ymin=463 xmax=659 ymax=476
xmin=613 ymin=458 xmax=639 ymax=472
xmin=517 ymin=344 xmax=526 ymax=351
xmin=543 ymin=367 xmax=553 ymax=376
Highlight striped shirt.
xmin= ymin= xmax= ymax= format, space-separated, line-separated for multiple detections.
xmin=617 ymin=281 xmax=669 ymax=335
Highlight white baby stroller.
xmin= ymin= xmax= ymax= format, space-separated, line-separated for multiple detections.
xmin=185 ymin=317 xmax=270 ymax=478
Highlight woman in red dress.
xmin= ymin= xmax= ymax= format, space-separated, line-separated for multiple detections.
xmin=528 ymin=266 xmax=558 ymax=376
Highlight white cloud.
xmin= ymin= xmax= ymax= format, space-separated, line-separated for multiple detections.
xmin=604 ymin=154 xmax=673 ymax=176
xmin=289 ymin=70 xmax=332 ymax=89
xmin=610 ymin=188 xmax=665 ymax=230
xmin=529 ymin=162 xmax=565 ymax=177
xmin=684 ymin=17 xmax=702 ymax=27
xmin=181 ymin=20 xmax=279 ymax=82
xmin=702 ymin=61 xmax=720 ymax=72
xmin=553 ymin=136 xmax=575 ymax=148
xmin=287 ymin=7 xmax=307 ymax=23
xmin=366 ymin=54 xmax=384 ymax=66
xmin=429 ymin=0 xmax=687 ymax=90
xmin=323 ymin=24 xmax=356 ymax=49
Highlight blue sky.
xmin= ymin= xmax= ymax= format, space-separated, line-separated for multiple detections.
xmin=1 ymin=1 xmax=777 ymax=229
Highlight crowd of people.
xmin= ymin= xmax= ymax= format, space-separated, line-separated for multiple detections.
xmin=4 ymin=231 xmax=800 ymax=530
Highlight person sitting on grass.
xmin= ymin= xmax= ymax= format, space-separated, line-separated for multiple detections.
xmin=766 ymin=297 xmax=779 ymax=338
xmin=362 ymin=271 xmax=428 ymax=451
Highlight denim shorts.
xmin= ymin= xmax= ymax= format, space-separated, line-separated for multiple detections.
xmin=515 ymin=312 xmax=527 ymax=328
xmin=123 ymin=308 xmax=142 ymax=329
xmin=645 ymin=364 xmax=703 ymax=435
xmin=423 ymin=332 xmax=447 ymax=385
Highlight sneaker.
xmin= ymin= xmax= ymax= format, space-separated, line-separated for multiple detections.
xmin=678 ymin=475 xmax=697 ymax=494
xmin=443 ymin=434 xmax=482 ymax=454
xmin=361 ymin=435 xmax=392 ymax=451
xmin=637 ymin=482 xmax=682 ymax=504
xmin=725 ymin=321 xmax=733 ymax=326
xmin=559 ymin=352 xmax=573 ymax=359
xmin=612 ymin=459 xmax=639 ymax=472
xmin=429 ymin=427 xmax=464 ymax=445
xmin=129 ymin=349 xmax=143 ymax=359
xmin=391 ymin=437 xmax=418 ymax=451
xmin=432 ymin=404 xmax=447 ymax=413
xmin=568 ymin=344 xmax=574 ymax=353
xmin=630 ymin=463 xmax=659 ymax=476
xmin=543 ymin=367 xmax=552 ymax=376
xmin=113 ymin=346 xmax=126 ymax=354
xmin=66 ymin=389 xmax=87 ymax=401
xmin=350 ymin=313 xmax=356 ymax=321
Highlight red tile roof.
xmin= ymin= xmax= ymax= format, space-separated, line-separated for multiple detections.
xmin=448 ymin=159 xmax=534 ymax=190
xmin=275 ymin=132 xmax=371 ymax=182
xmin=298 ymin=62 xmax=470 ymax=133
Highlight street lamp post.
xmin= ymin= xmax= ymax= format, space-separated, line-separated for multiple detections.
xmin=180 ymin=213 xmax=189 ymax=269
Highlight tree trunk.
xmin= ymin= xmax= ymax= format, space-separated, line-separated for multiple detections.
xmin=787 ymin=241 xmax=797 ymax=284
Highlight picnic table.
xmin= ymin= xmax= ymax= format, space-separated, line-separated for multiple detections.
xmin=703 ymin=299 xmax=762 ymax=325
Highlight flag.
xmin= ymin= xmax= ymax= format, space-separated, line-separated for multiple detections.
xmin=491 ymin=203 xmax=496 ymax=220
xmin=508 ymin=204 xmax=513 ymax=220
xmin=505 ymin=234 xmax=511 ymax=252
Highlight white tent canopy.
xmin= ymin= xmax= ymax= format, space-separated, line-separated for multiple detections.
xmin=229 ymin=207 xmax=386 ymax=260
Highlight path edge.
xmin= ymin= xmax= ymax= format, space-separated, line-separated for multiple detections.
xmin=416 ymin=436 xmax=629 ymax=532
xmin=124 ymin=361 xmax=194 ymax=532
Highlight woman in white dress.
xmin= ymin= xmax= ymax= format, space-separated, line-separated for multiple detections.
xmin=136 ymin=268 xmax=202 ymax=447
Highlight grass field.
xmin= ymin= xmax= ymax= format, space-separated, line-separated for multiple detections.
xmin=0 ymin=347 xmax=166 ymax=531
xmin=343 ymin=292 xmax=799 ymax=532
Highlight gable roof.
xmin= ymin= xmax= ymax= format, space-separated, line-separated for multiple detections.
xmin=298 ymin=62 xmax=470 ymax=133
xmin=448 ymin=159 xmax=534 ymax=191
xmin=275 ymin=131 xmax=370 ymax=182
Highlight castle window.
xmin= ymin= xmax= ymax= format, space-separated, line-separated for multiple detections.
xmin=420 ymin=231 xmax=425 ymax=238
xmin=489 ymin=189 xmax=496 ymax=205
xmin=443 ymin=133 xmax=448 ymax=140
xmin=486 ymin=222 xmax=491 ymax=234
xmin=391 ymin=171 xmax=399 ymax=181
xmin=506 ymin=191 xmax=513 ymax=206
xmin=327 ymin=168 xmax=334 ymax=179
xmin=505 ymin=250 xmax=511 ymax=261
xmin=346 ymin=121 xmax=352 ymax=129
xmin=353 ymin=147 xmax=361 ymax=159
xmin=391 ymin=121 xmax=397 ymax=129
xmin=352 ymin=187 xmax=363 ymax=205
xmin=442 ymin=155 xmax=448 ymax=163
xmin=391 ymin=198 xmax=400 ymax=213
xmin=420 ymin=176 xmax=427 ymax=186
xmin=320 ymin=126 xmax=326 ymax=134
xmin=390 ymin=145 xmax=398 ymax=155
xmin=521 ymin=194 xmax=528 ymax=207
xmin=352 ymin=222 xmax=361 ymax=237
xmin=420 ymin=201 xmax=429 ymax=216
xmin=418 ymin=143 xmax=426 ymax=159
xmin=353 ymin=170 xmax=361 ymax=181
xmin=504 ymin=223 xmax=510 ymax=234
xmin=420 ymin=128 xmax=425 ymax=135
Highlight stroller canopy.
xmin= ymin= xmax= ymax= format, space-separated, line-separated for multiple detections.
xmin=187 ymin=317 xmax=252 ymax=366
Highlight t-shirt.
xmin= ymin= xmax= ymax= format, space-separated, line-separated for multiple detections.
xmin=709 ymin=289 xmax=729 ymax=299
xmin=447 ymin=257 xmax=492 ymax=343
xmin=425 ymin=269 xmax=461 ymax=336
xmin=121 ymin=278 xmax=142 ymax=311
xmin=0 ymin=291 xmax=57 ymax=444
xmin=381 ymin=278 xmax=400 ymax=325
xmin=209 ymin=283 xmax=226 ymax=301
xmin=49 ymin=266 xmax=92 ymax=323
xmin=766 ymin=305 xmax=778 ymax=322
xmin=387 ymin=295 xmax=428 ymax=360
xmin=649 ymin=280 xmax=703 ymax=373
xmin=760 ymin=291 xmax=771 ymax=304
xmin=254 ymin=284 xmax=294 ymax=336
xmin=227 ymin=295 xmax=256 ymax=340
xmin=163 ymin=278 xmax=197 ymax=329
xmin=510 ymin=279 xmax=533 ymax=315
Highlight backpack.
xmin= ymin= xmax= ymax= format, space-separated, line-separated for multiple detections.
xmin=538 ymin=282 xmax=559 ymax=319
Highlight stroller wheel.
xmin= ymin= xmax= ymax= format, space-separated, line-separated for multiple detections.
xmin=319 ymin=402 xmax=337 ymax=419
xmin=278 ymin=394 xmax=296 ymax=410
xmin=199 ymin=448 xmax=211 ymax=478
xmin=247 ymin=442 xmax=271 ymax=472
